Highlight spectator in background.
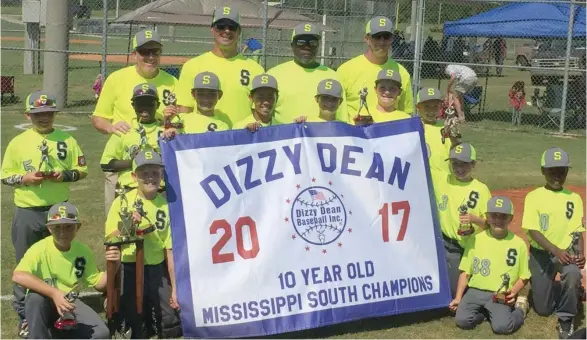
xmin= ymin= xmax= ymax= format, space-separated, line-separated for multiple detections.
xmin=242 ymin=38 xmax=263 ymax=64
xmin=92 ymin=73 xmax=103 ymax=99
xmin=493 ymin=37 xmax=507 ymax=76
xmin=509 ymin=81 xmax=525 ymax=126
xmin=445 ymin=64 xmax=477 ymax=122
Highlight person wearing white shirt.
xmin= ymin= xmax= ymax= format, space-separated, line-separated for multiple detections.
xmin=445 ymin=64 xmax=477 ymax=121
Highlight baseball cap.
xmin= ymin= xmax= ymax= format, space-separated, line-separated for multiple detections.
xmin=365 ymin=16 xmax=393 ymax=35
xmin=375 ymin=69 xmax=402 ymax=86
xmin=541 ymin=147 xmax=571 ymax=168
xmin=211 ymin=6 xmax=240 ymax=25
xmin=447 ymin=143 xmax=477 ymax=163
xmin=46 ymin=202 xmax=80 ymax=226
xmin=486 ymin=196 xmax=514 ymax=215
xmin=291 ymin=23 xmax=321 ymax=41
xmin=316 ymin=79 xmax=343 ymax=99
xmin=417 ymin=87 xmax=443 ymax=104
xmin=251 ymin=74 xmax=278 ymax=91
xmin=133 ymin=29 xmax=161 ymax=50
xmin=193 ymin=72 xmax=221 ymax=91
xmin=132 ymin=83 xmax=159 ymax=101
xmin=132 ymin=149 xmax=163 ymax=172
xmin=25 ymin=91 xmax=59 ymax=114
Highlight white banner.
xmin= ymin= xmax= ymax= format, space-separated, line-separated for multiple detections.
xmin=161 ymin=119 xmax=450 ymax=338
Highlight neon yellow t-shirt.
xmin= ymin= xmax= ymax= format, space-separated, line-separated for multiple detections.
xmin=337 ymin=54 xmax=414 ymax=117
xmin=93 ymin=66 xmax=178 ymax=124
xmin=233 ymin=114 xmax=276 ymax=129
xmin=367 ymin=109 xmax=410 ymax=124
xmin=179 ymin=112 xmax=231 ymax=134
xmin=176 ymin=52 xmax=264 ymax=125
xmin=431 ymin=170 xmax=492 ymax=247
xmin=15 ymin=236 xmax=103 ymax=293
xmin=100 ymin=120 xmax=163 ymax=188
xmin=267 ymin=61 xmax=348 ymax=124
xmin=424 ymin=122 xmax=452 ymax=174
xmin=1 ymin=129 xmax=88 ymax=208
xmin=460 ymin=230 xmax=531 ymax=291
xmin=522 ymin=187 xmax=585 ymax=250
xmin=305 ymin=116 xmax=329 ymax=123
xmin=105 ymin=189 xmax=171 ymax=265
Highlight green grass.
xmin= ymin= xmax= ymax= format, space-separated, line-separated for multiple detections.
xmin=0 ymin=112 xmax=585 ymax=338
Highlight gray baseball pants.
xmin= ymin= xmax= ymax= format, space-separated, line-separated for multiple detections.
xmin=529 ymin=247 xmax=583 ymax=322
xmin=455 ymin=288 xmax=525 ymax=334
xmin=25 ymin=292 xmax=109 ymax=339
xmin=12 ymin=206 xmax=51 ymax=319
xmin=159 ymin=260 xmax=182 ymax=338
xmin=443 ymin=236 xmax=464 ymax=298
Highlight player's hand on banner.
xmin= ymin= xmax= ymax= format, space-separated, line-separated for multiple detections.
xmin=108 ymin=121 xmax=132 ymax=136
xmin=48 ymin=171 xmax=64 ymax=182
xmin=23 ymin=172 xmax=44 ymax=186
xmin=170 ymin=290 xmax=180 ymax=310
xmin=52 ymin=290 xmax=75 ymax=317
xmin=449 ymin=298 xmax=460 ymax=312
xmin=294 ymin=116 xmax=307 ymax=123
xmin=505 ymin=291 xmax=517 ymax=306
xmin=162 ymin=128 xmax=178 ymax=141
xmin=554 ymin=248 xmax=573 ymax=265
xmin=132 ymin=211 xmax=142 ymax=225
xmin=246 ymin=122 xmax=261 ymax=133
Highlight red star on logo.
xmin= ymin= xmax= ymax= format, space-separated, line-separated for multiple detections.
xmin=296 ymin=184 xmax=301 ymax=189
xmin=284 ymin=217 xmax=289 ymax=223
xmin=348 ymin=228 xmax=353 ymax=233
xmin=286 ymin=199 xmax=290 ymax=204
xmin=305 ymin=246 xmax=310 ymax=251
xmin=322 ymin=249 xmax=327 ymax=254
xmin=291 ymin=234 xmax=296 ymax=239
xmin=312 ymin=178 xmax=316 ymax=182
xmin=328 ymin=181 xmax=332 ymax=185
xmin=338 ymin=242 xmax=343 ymax=247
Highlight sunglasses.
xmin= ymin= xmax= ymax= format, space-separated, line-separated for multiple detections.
xmin=371 ymin=33 xmax=392 ymax=40
xmin=294 ymin=39 xmax=319 ymax=48
xmin=136 ymin=48 xmax=162 ymax=57
xmin=49 ymin=213 xmax=78 ymax=222
xmin=32 ymin=98 xmax=55 ymax=108
xmin=214 ymin=22 xmax=239 ymax=32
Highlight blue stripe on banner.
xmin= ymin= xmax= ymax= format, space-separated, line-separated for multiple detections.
xmin=160 ymin=118 xmax=452 ymax=339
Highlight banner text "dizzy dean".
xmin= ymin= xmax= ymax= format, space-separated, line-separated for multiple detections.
xmin=200 ymin=142 xmax=412 ymax=208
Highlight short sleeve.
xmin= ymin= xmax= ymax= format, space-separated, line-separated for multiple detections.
xmin=572 ymin=194 xmax=585 ymax=232
xmin=521 ymin=193 xmax=539 ymax=231
xmin=80 ymin=248 xmax=103 ymax=288
xmin=458 ymin=238 xmax=475 ymax=274
xmin=1 ymin=140 xmax=22 ymax=179
xmin=92 ymin=73 xmax=117 ymax=120
xmin=398 ymin=67 xmax=414 ymax=114
xmin=517 ymin=241 xmax=531 ymax=280
xmin=100 ymin=134 xmax=123 ymax=165
xmin=68 ymin=138 xmax=88 ymax=174
xmin=15 ymin=242 xmax=42 ymax=275
xmin=478 ymin=184 xmax=492 ymax=216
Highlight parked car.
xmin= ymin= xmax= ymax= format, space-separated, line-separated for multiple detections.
xmin=530 ymin=38 xmax=586 ymax=85
xmin=515 ymin=40 xmax=544 ymax=67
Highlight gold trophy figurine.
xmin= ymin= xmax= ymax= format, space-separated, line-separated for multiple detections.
xmin=493 ymin=273 xmax=511 ymax=304
xmin=440 ymin=106 xmax=461 ymax=145
xmin=36 ymin=140 xmax=58 ymax=178
xmin=136 ymin=124 xmax=148 ymax=150
xmin=163 ymin=92 xmax=183 ymax=129
xmin=457 ymin=204 xmax=475 ymax=236
xmin=54 ymin=283 xmax=80 ymax=330
xmin=353 ymin=87 xmax=374 ymax=124
xmin=567 ymin=231 xmax=581 ymax=259
xmin=133 ymin=198 xmax=156 ymax=237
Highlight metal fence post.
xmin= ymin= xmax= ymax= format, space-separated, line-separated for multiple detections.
xmin=43 ymin=0 xmax=69 ymax=108
xmin=559 ymin=0 xmax=575 ymax=133
xmin=262 ymin=0 xmax=268 ymax=70
xmin=101 ymin=0 xmax=108 ymax=79
xmin=412 ymin=0 xmax=425 ymax=115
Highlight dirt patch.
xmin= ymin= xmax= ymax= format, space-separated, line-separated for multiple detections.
xmin=69 ymin=54 xmax=189 ymax=65
xmin=1 ymin=36 xmax=101 ymax=45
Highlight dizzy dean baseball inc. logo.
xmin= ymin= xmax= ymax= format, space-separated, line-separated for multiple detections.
xmin=287 ymin=183 xmax=348 ymax=253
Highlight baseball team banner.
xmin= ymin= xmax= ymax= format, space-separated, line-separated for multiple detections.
xmin=161 ymin=118 xmax=451 ymax=338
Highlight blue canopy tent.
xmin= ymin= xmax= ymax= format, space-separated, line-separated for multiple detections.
xmin=443 ymin=2 xmax=586 ymax=38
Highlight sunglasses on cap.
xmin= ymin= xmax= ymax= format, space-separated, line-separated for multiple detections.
xmin=32 ymin=98 xmax=55 ymax=108
xmin=214 ymin=21 xmax=239 ymax=32
xmin=371 ymin=32 xmax=392 ymax=40
xmin=136 ymin=48 xmax=162 ymax=57
xmin=294 ymin=38 xmax=319 ymax=48
xmin=48 ymin=213 xmax=79 ymax=222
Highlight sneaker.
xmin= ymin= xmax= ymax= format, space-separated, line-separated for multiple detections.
xmin=558 ymin=319 xmax=574 ymax=339
xmin=18 ymin=319 xmax=29 ymax=339
xmin=515 ymin=296 xmax=529 ymax=319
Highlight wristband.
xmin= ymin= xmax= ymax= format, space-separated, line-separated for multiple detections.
xmin=2 ymin=174 xmax=24 ymax=186
xmin=62 ymin=170 xmax=81 ymax=183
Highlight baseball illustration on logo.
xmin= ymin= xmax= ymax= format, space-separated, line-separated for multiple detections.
xmin=290 ymin=185 xmax=347 ymax=247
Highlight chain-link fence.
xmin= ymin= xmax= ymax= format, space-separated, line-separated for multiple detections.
xmin=1 ymin=0 xmax=585 ymax=134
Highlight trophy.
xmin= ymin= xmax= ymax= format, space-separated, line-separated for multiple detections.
xmin=440 ymin=105 xmax=461 ymax=145
xmin=133 ymin=198 xmax=156 ymax=237
xmin=567 ymin=231 xmax=581 ymax=258
xmin=493 ymin=273 xmax=511 ymax=304
xmin=136 ymin=124 xmax=148 ymax=150
xmin=353 ymin=87 xmax=374 ymax=124
xmin=104 ymin=191 xmax=145 ymax=338
xmin=54 ymin=284 xmax=80 ymax=331
xmin=163 ymin=92 xmax=183 ymax=130
xmin=457 ymin=204 xmax=474 ymax=236
xmin=35 ymin=140 xmax=58 ymax=178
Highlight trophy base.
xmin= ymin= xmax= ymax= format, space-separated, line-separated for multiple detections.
xmin=354 ymin=115 xmax=373 ymax=124
xmin=104 ymin=236 xmax=143 ymax=247
xmin=54 ymin=316 xmax=77 ymax=331
xmin=35 ymin=171 xmax=58 ymax=179
xmin=493 ymin=293 xmax=508 ymax=304
xmin=457 ymin=227 xmax=475 ymax=236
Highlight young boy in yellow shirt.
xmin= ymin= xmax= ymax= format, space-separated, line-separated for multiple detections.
xmin=233 ymin=74 xmax=279 ymax=131
xmin=13 ymin=202 xmax=120 ymax=339
xmin=295 ymin=79 xmax=344 ymax=123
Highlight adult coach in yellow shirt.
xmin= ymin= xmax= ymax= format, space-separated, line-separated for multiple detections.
xmin=176 ymin=6 xmax=264 ymax=125
xmin=337 ymin=16 xmax=414 ymax=119
xmin=91 ymin=29 xmax=177 ymax=213
xmin=268 ymin=23 xmax=347 ymax=124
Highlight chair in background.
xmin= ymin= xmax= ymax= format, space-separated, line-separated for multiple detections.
xmin=463 ymin=86 xmax=483 ymax=116
xmin=532 ymin=84 xmax=564 ymax=129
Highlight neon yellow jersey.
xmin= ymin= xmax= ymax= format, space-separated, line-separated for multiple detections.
xmin=337 ymin=54 xmax=414 ymax=117
xmin=460 ymin=230 xmax=530 ymax=291
xmin=15 ymin=236 xmax=103 ymax=293
xmin=431 ymin=170 xmax=492 ymax=247
xmin=105 ymin=189 xmax=171 ymax=265
xmin=176 ymin=52 xmax=264 ymax=125
xmin=424 ymin=122 xmax=452 ymax=174
xmin=100 ymin=120 xmax=163 ymax=188
xmin=179 ymin=112 xmax=231 ymax=134
xmin=92 ymin=66 xmax=178 ymax=124
xmin=1 ymin=129 xmax=88 ymax=208
xmin=267 ymin=61 xmax=348 ymax=124
xmin=367 ymin=109 xmax=410 ymax=124
xmin=522 ymin=187 xmax=585 ymax=250
xmin=305 ymin=116 xmax=329 ymax=123
xmin=233 ymin=114 xmax=276 ymax=129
